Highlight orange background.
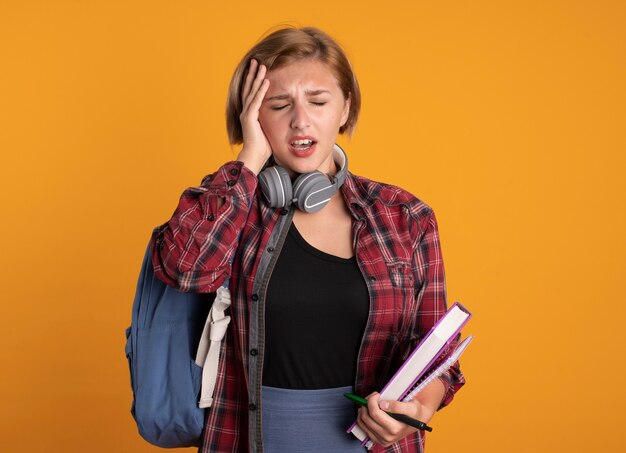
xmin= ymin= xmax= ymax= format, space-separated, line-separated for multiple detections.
xmin=1 ymin=1 xmax=625 ymax=452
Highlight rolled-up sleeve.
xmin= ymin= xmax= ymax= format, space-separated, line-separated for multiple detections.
xmin=150 ymin=161 xmax=257 ymax=293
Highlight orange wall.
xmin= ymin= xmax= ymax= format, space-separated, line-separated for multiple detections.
xmin=1 ymin=1 xmax=625 ymax=452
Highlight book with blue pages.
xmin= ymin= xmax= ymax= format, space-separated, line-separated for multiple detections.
xmin=346 ymin=302 xmax=472 ymax=449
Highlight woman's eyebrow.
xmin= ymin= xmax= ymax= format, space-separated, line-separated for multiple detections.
xmin=264 ymin=94 xmax=291 ymax=101
xmin=305 ymin=89 xmax=330 ymax=96
xmin=264 ymin=89 xmax=331 ymax=101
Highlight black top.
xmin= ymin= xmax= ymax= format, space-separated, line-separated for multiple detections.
xmin=263 ymin=223 xmax=369 ymax=389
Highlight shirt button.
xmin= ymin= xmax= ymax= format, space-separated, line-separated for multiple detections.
xmin=249 ymin=403 xmax=257 ymax=411
xmin=230 ymin=168 xmax=240 ymax=176
xmin=280 ymin=208 xmax=289 ymax=215
xmin=251 ymin=294 xmax=259 ymax=301
xmin=208 ymin=214 xmax=215 ymax=221
xmin=267 ymin=246 xmax=274 ymax=253
xmin=369 ymin=276 xmax=377 ymax=282
xmin=227 ymin=180 xmax=236 ymax=187
xmin=250 ymin=348 xmax=258 ymax=356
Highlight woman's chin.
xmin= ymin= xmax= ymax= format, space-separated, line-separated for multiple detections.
xmin=285 ymin=162 xmax=320 ymax=176
xmin=273 ymin=156 xmax=319 ymax=175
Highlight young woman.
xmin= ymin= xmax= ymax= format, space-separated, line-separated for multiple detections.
xmin=151 ymin=26 xmax=465 ymax=453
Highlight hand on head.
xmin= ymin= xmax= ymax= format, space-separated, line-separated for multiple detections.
xmin=237 ymin=59 xmax=272 ymax=175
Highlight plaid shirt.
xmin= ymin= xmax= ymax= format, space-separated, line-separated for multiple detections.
xmin=151 ymin=160 xmax=465 ymax=453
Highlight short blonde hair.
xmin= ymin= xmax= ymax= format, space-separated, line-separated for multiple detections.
xmin=226 ymin=26 xmax=361 ymax=145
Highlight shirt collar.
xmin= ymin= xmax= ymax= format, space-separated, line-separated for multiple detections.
xmin=340 ymin=171 xmax=371 ymax=220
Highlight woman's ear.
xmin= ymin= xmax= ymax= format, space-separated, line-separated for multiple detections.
xmin=340 ymin=93 xmax=351 ymax=128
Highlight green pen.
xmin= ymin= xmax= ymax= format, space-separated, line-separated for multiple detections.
xmin=343 ymin=393 xmax=433 ymax=432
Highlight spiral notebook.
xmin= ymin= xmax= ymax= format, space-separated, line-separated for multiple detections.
xmin=346 ymin=302 xmax=472 ymax=448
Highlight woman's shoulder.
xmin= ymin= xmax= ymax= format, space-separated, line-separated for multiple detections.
xmin=344 ymin=172 xmax=435 ymax=220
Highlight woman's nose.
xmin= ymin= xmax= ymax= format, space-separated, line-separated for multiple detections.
xmin=290 ymin=103 xmax=311 ymax=130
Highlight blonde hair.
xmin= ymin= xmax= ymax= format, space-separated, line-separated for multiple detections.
xmin=226 ymin=26 xmax=361 ymax=144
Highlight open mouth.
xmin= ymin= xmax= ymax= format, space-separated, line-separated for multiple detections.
xmin=290 ymin=138 xmax=317 ymax=152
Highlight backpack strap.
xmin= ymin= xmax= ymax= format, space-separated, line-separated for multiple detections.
xmin=195 ymin=285 xmax=231 ymax=408
xmin=193 ymin=176 xmax=254 ymax=409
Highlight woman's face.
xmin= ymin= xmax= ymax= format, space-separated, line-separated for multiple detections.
xmin=259 ymin=59 xmax=350 ymax=176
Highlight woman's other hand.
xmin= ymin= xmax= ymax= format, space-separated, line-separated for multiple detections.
xmin=356 ymin=379 xmax=445 ymax=448
xmin=236 ymin=59 xmax=272 ymax=175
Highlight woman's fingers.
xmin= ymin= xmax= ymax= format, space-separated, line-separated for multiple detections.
xmin=248 ymin=78 xmax=269 ymax=115
xmin=356 ymin=392 xmax=414 ymax=448
xmin=239 ymin=60 xmax=270 ymax=144
xmin=240 ymin=71 xmax=269 ymax=134
xmin=242 ymin=61 xmax=267 ymax=112
xmin=236 ymin=59 xmax=272 ymax=174
xmin=357 ymin=393 xmax=388 ymax=446
xmin=368 ymin=393 xmax=403 ymax=434
xmin=357 ymin=406 xmax=385 ymax=444
xmin=241 ymin=59 xmax=258 ymax=103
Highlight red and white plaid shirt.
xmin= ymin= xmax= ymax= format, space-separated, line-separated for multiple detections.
xmin=151 ymin=160 xmax=465 ymax=453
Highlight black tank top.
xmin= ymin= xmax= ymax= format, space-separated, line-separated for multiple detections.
xmin=263 ymin=223 xmax=369 ymax=389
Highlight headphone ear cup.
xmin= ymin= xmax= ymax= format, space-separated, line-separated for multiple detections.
xmin=259 ymin=166 xmax=293 ymax=208
xmin=292 ymin=171 xmax=336 ymax=213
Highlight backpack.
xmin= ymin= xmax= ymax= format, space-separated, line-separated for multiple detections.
xmin=124 ymin=243 xmax=230 ymax=448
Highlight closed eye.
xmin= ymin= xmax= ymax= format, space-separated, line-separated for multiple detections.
xmin=269 ymin=101 xmax=326 ymax=110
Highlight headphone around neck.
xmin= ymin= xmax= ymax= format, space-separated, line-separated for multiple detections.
xmin=258 ymin=144 xmax=348 ymax=214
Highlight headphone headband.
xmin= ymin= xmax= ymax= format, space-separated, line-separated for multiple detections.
xmin=331 ymin=144 xmax=348 ymax=188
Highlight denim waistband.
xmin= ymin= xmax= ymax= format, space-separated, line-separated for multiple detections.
xmin=261 ymin=385 xmax=354 ymax=412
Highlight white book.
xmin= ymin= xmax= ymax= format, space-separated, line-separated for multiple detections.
xmin=347 ymin=302 xmax=472 ymax=448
